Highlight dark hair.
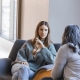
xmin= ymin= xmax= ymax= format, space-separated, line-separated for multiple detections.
xmin=62 ymin=25 xmax=80 ymax=52
xmin=32 ymin=21 xmax=52 ymax=48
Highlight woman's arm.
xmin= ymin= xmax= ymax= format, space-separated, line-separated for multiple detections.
xmin=51 ymin=45 xmax=68 ymax=79
xmin=15 ymin=42 xmax=28 ymax=63
xmin=40 ymin=43 xmax=56 ymax=64
xmin=35 ymin=38 xmax=56 ymax=64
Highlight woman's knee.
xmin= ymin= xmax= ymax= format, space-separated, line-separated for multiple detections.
xmin=18 ymin=65 xmax=30 ymax=79
xmin=19 ymin=65 xmax=30 ymax=73
xmin=12 ymin=72 xmax=18 ymax=80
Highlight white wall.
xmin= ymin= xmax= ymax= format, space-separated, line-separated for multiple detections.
xmin=0 ymin=37 xmax=13 ymax=54
xmin=49 ymin=0 xmax=80 ymax=43
xmin=21 ymin=0 xmax=49 ymax=40
xmin=0 ymin=0 xmax=49 ymax=57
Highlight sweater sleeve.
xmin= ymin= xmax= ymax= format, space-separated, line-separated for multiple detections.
xmin=40 ymin=43 xmax=56 ymax=64
xmin=51 ymin=45 xmax=68 ymax=79
xmin=15 ymin=42 xmax=28 ymax=63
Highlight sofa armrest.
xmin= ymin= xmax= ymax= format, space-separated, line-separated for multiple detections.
xmin=0 ymin=58 xmax=12 ymax=75
xmin=30 ymin=64 xmax=54 ymax=80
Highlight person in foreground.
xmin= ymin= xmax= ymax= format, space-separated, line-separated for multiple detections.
xmin=11 ymin=21 xmax=56 ymax=80
xmin=51 ymin=25 xmax=80 ymax=80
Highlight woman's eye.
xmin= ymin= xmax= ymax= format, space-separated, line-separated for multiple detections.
xmin=45 ymin=29 xmax=47 ymax=31
xmin=40 ymin=29 xmax=43 ymax=31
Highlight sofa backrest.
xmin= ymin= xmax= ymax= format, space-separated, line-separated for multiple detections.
xmin=53 ymin=43 xmax=61 ymax=52
xmin=9 ymin=39 xmax=26 ymax=60
xmin=9 ymin=39 xmax=61 ymax=61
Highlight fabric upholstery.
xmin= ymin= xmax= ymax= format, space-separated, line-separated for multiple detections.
xmin=0 ymin=39 xmax=61 ymax=80
xmin=9 ymin=39 xmax=26 ymax=61
xmin=0 ymin=58 xmax=12 ymax=80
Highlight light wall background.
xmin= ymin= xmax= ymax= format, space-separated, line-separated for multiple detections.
xmin=0 ymin=0 xmax=49 ymax=55
xmin=0 ymin=0 xmax=80 ymax=56
xmin=20 ymin=0 xmax=49 ymax=40
xmin=49 ymin=0 xmax=80 ymax=43
xmin=18 ymin=0 xmax=80 ymax=43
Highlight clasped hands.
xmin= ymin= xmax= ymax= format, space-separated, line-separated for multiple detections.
xmin=21 ymin=62 xmax=29 ymax=66
xmin=35 ymin=38 xmax=45 ymax=49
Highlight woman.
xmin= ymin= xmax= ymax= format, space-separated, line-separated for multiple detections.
xmin=11 ymin=21 xmax=56 ymax=80
xmin=51 ymin=25 xmax=80 ymax=80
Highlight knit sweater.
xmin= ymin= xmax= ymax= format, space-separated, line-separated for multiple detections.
xmin=51 ymin=43 xmax=80 ymax=80
xmin=12 ymin=40 xmax=56 ymax=71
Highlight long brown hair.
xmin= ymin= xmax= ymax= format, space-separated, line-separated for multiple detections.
xmin=32 ymin=21 xmax=52 ymax=48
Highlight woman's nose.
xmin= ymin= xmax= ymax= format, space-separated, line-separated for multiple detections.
xmin=42 ymin=30 xmax=45 ymax=33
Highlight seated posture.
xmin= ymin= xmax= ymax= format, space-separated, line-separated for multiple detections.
xmin=11 ymin=21 xmax=56 ymax=80
xmin=51 ymin=25 xmax=80 ymax=80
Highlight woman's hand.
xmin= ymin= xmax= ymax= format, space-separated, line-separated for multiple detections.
xmin=35 ymin=38 xmax=45 ymax=49
xmin=21 ymin=62 xmax=29 ymax=66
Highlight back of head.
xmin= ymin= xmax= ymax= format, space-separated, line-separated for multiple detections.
xmin=62 ymin=25 xmax=80 ymax=51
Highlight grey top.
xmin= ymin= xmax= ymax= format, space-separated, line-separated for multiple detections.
xmin=12 ymin=40 xmax=56 ymax=71
xmin=51 ymin=43 xmax=80 ymax=80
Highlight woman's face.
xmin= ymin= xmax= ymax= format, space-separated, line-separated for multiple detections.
xmin=38 ymin=25 xmax=48 ymax=40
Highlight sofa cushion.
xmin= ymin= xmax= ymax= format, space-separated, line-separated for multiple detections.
xmin=9 ymin=39 xmax=26 ymax=61
xmin=0 ymin=58 xmax=12 ymax=80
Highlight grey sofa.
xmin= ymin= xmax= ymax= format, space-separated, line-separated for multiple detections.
xmin=0 ymin=39 xmax=61 ymax=80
